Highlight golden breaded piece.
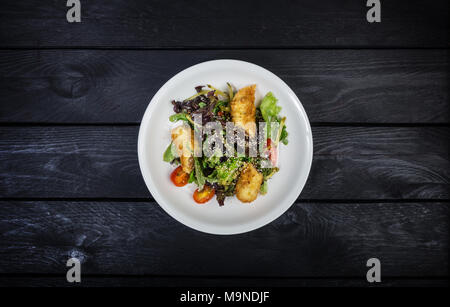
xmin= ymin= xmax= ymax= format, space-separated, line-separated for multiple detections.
xmin=171 ymin=125 xmax=194 ymax=173
xmin=235 ymin=163 xmax=263 ymax=203
xmin=231 ymin=84 xmax=256 ymax=136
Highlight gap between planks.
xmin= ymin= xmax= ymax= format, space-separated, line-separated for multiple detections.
xmin=0 ymin=123 xmax=449 ymax=127
xmin=0 ymin=198 xmax=448 ymax=203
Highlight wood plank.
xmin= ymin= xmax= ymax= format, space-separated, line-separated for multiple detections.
xmin=0 ymin=49 xmax=447 ymax=123
xmin=0 ymin=276 xmax=447 ymax=287
xmin=0 ymin=126 xmax=448 ymax=199
xmin=0 ymin=201 xmax=447 ymax=277
xmin=0 ymin=0 xmax=447 ymax=48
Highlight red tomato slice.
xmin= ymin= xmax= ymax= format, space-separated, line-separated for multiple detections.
xmin=170 ymin=166 xmax=189 ymax=187
xmin=193 ymin=185 xmax=215 ymax=204
xmin=267 ymin=138 xmax=278 ymax=166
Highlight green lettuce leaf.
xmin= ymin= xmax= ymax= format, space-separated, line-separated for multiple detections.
xmin=216 ymin=158 xmax=243 ymax=186
xmin=260 ymin=92 xmax=281 ymax=122
xmin=280 ymin=125 xmax=288 ymax=145
xmin=169 ymin=113 xmax=190 ymax=123
xmin=259 ymin=92 xmax=289 ymax=145
xmin=194 ymin=158 xmax=206 ymax=190
xmin=188 ymin=171 xmax=196 ymax=184
xmin=163 ymin=142 xmax=176 ymax=162
xmin=260 ymin=180 xmax=268 ymax=195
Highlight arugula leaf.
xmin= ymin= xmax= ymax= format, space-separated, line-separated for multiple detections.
xmin=213 ymin=100 xmax=229 ymax=114
xmin=188 ymin=171 xmax=196 ymax=184
xmin=184 ymin=90 xmax=210 ymax=101
xmin=169 ymin=113 xmax=190 ymax=123
xmin=263 ymin=167 xmax=279 ymax=180
xmin=194 ymin=158 xmax=206 ymax=190
xmin=280 ymin=125 xmax=288 ymax=145
xmin=207 ymin=84 xmax=228 ymax=98
xmin=205 ymin=154 xmax=221 ymax=168
xmin=216 ymin=158 xmax=243 ymax=186
xmin=260 ymin=180 xmax=268 ymax=195
xmin=206 ymin=169 xmax=218 ymax=183
xmin=227 ymin=82 xmax=234 ymax=100
xmin=163 ymin=142 xmax=176 ymax=162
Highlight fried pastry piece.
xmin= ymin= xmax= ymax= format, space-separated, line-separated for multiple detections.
xmin=235 ymin=163 xmax=263 ymax=203
xmin=230 ymin=84 xmax=256 ymax=136
xmin=171 ymin=125 xmax=194 ymax=173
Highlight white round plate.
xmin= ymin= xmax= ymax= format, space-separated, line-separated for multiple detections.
xmin=138 ymin=59 xmax=313 ymax=235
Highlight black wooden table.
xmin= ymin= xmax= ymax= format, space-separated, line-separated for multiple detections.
xmin=0 ymin=0 xmax=448 ymax=287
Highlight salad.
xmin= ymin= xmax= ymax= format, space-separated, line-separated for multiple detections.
xmin=163 ymin=83 xmax=288 ymax=206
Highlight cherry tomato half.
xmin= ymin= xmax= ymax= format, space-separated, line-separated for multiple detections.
xmin=170 ymin=166 xmax=189 ymax=187
xmin=267 ymin=138 xmax=278 ymax=166
xmin=193 ymin=185 xmax=215 ymax=204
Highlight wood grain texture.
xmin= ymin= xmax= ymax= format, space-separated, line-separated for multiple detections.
xmin=0 ymin=0 xmax=448 ymax=48
xmin=0 ymin=49 xmax=447 ymax=123
xmin=0 ymin=276 xmax=447 ymax=287
xmin=0 ymin=201 xmax=447 ymax=277
xmin=0 ymin=126 xmax=448 ymax=199
xmin=0 ymin=0 xmax=447 ymax=288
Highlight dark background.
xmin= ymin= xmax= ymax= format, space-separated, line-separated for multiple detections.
xmin=0 ymin=0 xmax=448 ymax=287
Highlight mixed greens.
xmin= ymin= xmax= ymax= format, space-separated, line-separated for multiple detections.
xmin=164 ymin=84 xmax=288 ymax=206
